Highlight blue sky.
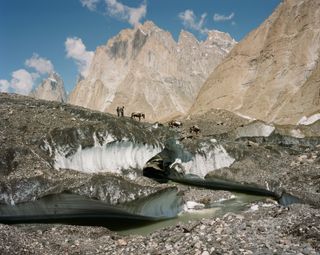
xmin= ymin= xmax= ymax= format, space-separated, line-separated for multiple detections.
xmin=0 ymin=0 xmax=280 ymax=94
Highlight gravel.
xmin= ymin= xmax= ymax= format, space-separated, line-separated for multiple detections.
xmin=0 ymin=203 xmax=319 ymax=254
xmin=1 ymin=93 xmax=319 ymax=254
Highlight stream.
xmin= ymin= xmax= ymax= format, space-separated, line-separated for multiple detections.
xmin=116 ymin=193 xmax=269 ymax=236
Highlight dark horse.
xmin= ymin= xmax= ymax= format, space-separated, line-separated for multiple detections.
xmin=189 ymin=125 xmax=200 ymax=135
xmin=131 ymin=112 xmax=145 ymax=121
xmin=168 ymin=120 xmax=183 ymax=128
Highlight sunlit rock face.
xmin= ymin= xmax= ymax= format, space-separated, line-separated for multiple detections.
xmin=190 ymin=0 xmax=320 ymax=125
xmin=30 ymin=72 xmax=67 ymax=103
xmin=69 ymin=21 xmax=236 ymax=122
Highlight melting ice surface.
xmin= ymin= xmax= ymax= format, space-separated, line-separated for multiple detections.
xmin=298 ymin=113 xmax=320 ymax=125
xmin=169 ymin=139 xmax=235 ymax=178
xmin=124 ymin=189 xmax=183 ymax=219
xmin=53 ymin=132 xmax=162 ymax=178
xmin=289 ymin=129 xmax=305 ymax=138
xmin=235 ymin=121 xmax=275 ymax=138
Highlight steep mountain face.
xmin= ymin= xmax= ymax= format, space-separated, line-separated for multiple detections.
xmin=30 ymin=73 xmax=67 ymax=103
xmin=190 ymin=0 xmax=320 ymax=125
xmin=68 ymin=21 xmax=236 ymax=122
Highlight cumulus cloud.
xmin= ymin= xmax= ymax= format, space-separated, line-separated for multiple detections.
xmin=0 ymin=79 xmax=10 ymax=93
xmin=105 ymin=0 xmax=147 ymax=27
xmin=213 ymin=12 xmax=235 ymax=22
xmin=79 ymin=0 xmax=146 ymax=27
xmin=179 ymin=10 xmax=208 ymax=34
xmin=0 ymin=70 xmax=38 ymax=95
xmin=1 ymin=53 xmax=55 ymax=95
xmin=80 ymin=0 xmax=100 ymax=11
xmin=25 ymin=53 xmax=54 ymax=75
xmin=65 ymin=37 xmax=94 ymax=77
xmin=10 ymin=69 xmax=38 ymax=95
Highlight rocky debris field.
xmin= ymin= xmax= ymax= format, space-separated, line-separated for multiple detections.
xmin=0 ymin=203 xmax=319 ymax=255
xmin=0 ymin=93 xmax=320 ymax=254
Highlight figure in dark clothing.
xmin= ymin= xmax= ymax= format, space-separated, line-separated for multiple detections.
xmin=116 ymin=106 xmax=125 ymax=117
xmin=116 ymin=106 xmax=120 ymax=117
xmin=120 ymin=106 xmax=124 ymax=117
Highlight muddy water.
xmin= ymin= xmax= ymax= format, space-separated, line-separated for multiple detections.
xmin=117 ymin=193 xmax=269 ymax=236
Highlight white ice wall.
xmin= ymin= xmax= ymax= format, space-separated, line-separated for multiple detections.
xmin=298 ymin=113 xmax=320 ymax=125
xmin=52 ymin=132 xmax=162 ymax=177
xmin=235 ymin=121 xmax=275 ymax=138
xmin=47 ymin=131 xmax=234 ymax=180
xmin=171 ymin=140 xmax=235 ymax=178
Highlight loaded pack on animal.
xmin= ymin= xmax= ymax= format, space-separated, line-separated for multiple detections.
xmin=189 ymin=125 xmax=200 ymax=135
xmin=168 ymin=120 xmax=183 ymax=128
xmin=131 ymin=112 xmax=145 ymax=121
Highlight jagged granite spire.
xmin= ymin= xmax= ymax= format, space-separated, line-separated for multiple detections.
xmin=69 ymin=20 xmax=236 ymax=122
xmin=30 ymin=72 xmax=67 ymax=103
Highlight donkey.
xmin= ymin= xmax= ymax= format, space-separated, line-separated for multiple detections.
xmin=168 ymin=120 xmax=183 ymax=128
xmin=189 ymin=125 xmax=201 ymax=135
xmin=131 ymin=112 xmax=145 ymax=121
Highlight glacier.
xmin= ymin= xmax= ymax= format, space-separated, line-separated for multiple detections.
xmin=170 ymin=142 xmax=235 ymax=178
xmin=54 ymin=141 xmax=162 ymax=177
xmin=298 ymin=113 xmax=320 ymax=125
xmin=48 ymin=131 xmax=162 ymax=178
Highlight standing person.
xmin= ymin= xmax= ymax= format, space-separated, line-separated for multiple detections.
xmin=121 ymin=106 xmax=125 ymax=117
xmin=116 ymin=106 xmax=120 ymax=117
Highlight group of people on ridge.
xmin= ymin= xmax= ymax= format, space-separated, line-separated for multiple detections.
xmin=116 ymin=106 xmax=125 ymax=117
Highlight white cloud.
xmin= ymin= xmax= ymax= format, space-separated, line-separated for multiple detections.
xmin=179 ymin=10 xmax=208 ymax=34
xmin=25 ymin=53 xmax=54 ymax=75
xmin=1 ymin=53 xmax=55 ymax=95
xmin=0 ymin=79 xmax=10 ymax=93
xmin=0 ymin=70 xmax=37 ymax=95
xmin=80 ymin=0 xmax=100 ymax=11
xmin=65 ymin=37 xmax=94 ymax=77
xmin=11 ymin=69 xmax=37 ymax=95
xmin=105 ymin=0 xmax=146 ymax=27
xmin=213 ymin=12 xmax=235 ymax=22
xmin=79 ymin=0 xmax=146 ymax=27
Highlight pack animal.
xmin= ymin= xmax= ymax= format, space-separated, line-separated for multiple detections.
xmin=168 ymin=120 xmax=183 ymax=128
xmin=189 ymin=125 xmax=200 ymax=135
xmin=131 ymin=112 xmax=145 ymax=121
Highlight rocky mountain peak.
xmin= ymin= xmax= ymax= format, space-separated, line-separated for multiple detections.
xmin=69 ymin=21 xmax=236 ymax=122
xmin=47 ymin=72 xmax=60 ymax=86
xmin=206 ymin=30 xmax=234 ymax=41
xmin=178 ymin=30 xmax=199 ymax=46
xmin=138 ymin=20 xmax=158 ymax=33
xmin=190 ymin=0 xmax=320 ymax=125
xmin=30 ymin=72 xmax=67 ymax=103
xmin=206 ymin=30 xmax=236 ymax=45
xmin=105 ymin=21 xmax=166 ymax=61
